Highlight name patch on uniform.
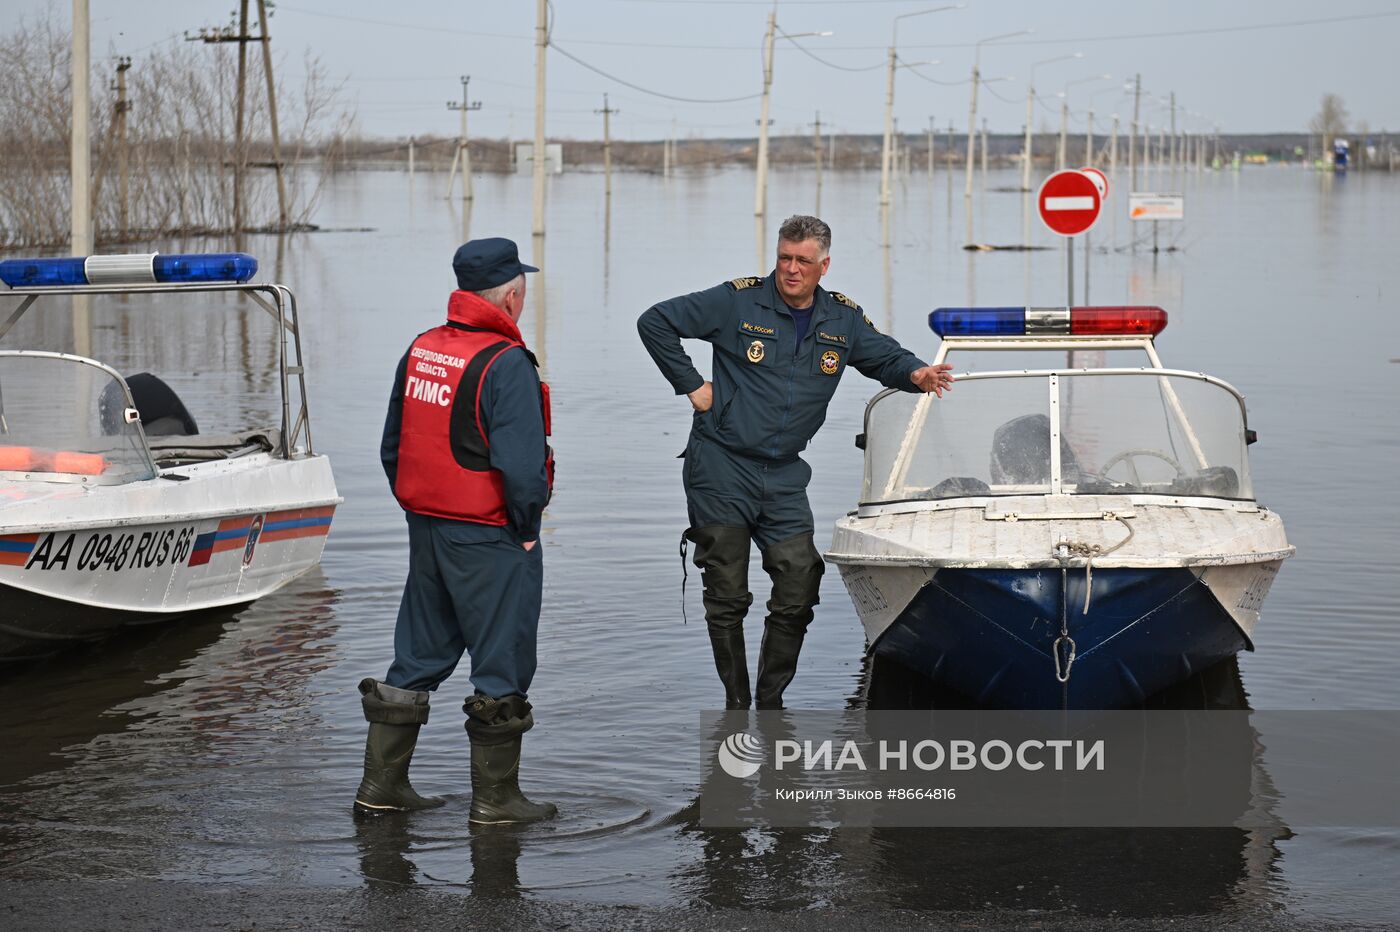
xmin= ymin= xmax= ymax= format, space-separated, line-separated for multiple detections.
xmin=729 ymin=277 xmax=763 ymax=290
xmin=816 ymin=330 xmax=847 ymax=346
xmin=820 ymin=350 xmax=841 ymax=375
xmin=740 ymin=320 xmax=776 ymax=336
xmin=747 ymin=340 xmax=766 ymax=363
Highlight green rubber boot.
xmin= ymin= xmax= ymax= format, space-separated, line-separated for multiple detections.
xmin=468 ymin=737 xmax=558 ymax=825
xmin=354 ymin=678 xmax=445 ymax=812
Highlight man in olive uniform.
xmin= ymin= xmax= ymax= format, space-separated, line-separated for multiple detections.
xmin=637 ymin=215 xmax=953 ymax=710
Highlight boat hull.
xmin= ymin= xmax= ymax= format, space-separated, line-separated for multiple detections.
xmin=0 ymin=454 xmax=338 ymax=660
xmin=849 ymin=563 xmax=1279 ymax=709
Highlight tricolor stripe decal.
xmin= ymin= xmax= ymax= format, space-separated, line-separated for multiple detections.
xmin=187 ymin=507 xmax=334 ymax=567
xmin=260 ymin=506 xmax=336 ymax=543
xmin=0 ymin=533 xmax=39 ymax=567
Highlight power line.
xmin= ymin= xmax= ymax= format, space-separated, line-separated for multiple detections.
xmin=551 ymin=41 xmax=761 ymax=104
xmin=778 ymin=30 xmax=883 ymax=73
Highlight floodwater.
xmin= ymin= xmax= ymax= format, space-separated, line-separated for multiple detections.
xmin=2 ymin=163 xmax=1398 ymax=925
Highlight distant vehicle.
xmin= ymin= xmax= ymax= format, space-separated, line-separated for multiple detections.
xmin=827 ymin=306 xmax=1293 ymax=709
xmin=1333 ymin=138 xmax=1350 ymax=171
xmin=0 ymin=253 xmax=341 ymax=661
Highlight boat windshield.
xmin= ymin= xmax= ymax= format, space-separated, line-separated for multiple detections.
xmin=862 ymin=370 xmax=1253 ymax=504
xmin=0 ymin=353 xmax=157 ymax=484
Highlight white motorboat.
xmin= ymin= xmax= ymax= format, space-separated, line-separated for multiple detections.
xmin=0 ymin=252 xmax=340 ymax=660
xmin=826 ymin=306 xmax=1293 ymax=708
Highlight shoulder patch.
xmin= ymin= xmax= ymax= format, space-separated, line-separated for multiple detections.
xmin=829 ymin=291 xmax=861 ymax=311
xmin=727 ymin=276 xmax=764 ymax=290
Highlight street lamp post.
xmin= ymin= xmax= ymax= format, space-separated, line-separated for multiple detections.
xmin=1086 ymin=81 xmax=1130 ymax=166
xmin=1058 ymin=74 xmax=1111 ymax=170
xmin=1022 ymin=53 xmax=1081 ymax=191
xmin=965 ymin=29 xmax=1029 ymax=239
xmin=881 ymin=5 xmax=961 ymax=207
xmin=755 ymin=20 xmax=831 ymax=218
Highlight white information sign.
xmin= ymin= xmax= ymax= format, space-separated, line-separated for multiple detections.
xmin=1128 ymin=193 xmax=1185 ymax=222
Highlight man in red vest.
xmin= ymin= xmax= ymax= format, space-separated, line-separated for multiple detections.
xmin=355 ymin=238 xmax=556 ymax=824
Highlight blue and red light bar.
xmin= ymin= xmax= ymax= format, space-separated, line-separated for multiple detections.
xmin=929 ymin=305 xmax=1167 ymax=337
xmin=0 ymin=252 xmax=257 ymax=289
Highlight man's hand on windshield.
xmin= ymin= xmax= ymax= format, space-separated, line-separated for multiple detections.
xmin=911 ymin=364 xmax=955 ymax=397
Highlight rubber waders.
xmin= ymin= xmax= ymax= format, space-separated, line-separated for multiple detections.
xmin=355 ymin=678 xmax=445 ymax=812
xmin=688 ymin=525 xmax=755 ymax=709
xmin=755 ymin=534 xmax=825 ymax=710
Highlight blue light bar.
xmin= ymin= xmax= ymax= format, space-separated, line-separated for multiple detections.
xmin=0 ymin=252 xmax=258 ymax=288
xmin=929 ymin=307 xmax=1025 ymax=336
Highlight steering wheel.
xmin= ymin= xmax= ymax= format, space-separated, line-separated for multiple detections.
xmin=1095 ymin=448 xmax=1186 ymax=487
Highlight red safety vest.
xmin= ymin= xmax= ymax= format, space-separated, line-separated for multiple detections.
xmin=392 ymin=290 xmax=553 ymax=525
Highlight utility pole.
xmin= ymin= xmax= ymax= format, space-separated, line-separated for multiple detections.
xmin=964 ymin=60 xmax=979 ymax=219
xmin=446 ymin=75 xmax=482 ymax=201
xmin=595 ymin=94 xmax=617 ymax=198
xmin=927 ymin=115 xmax=936 ymax=186
xmin=670 ymin=117 xmax=678 ymax=175
xmin=1084 ymin=109 xmax=1093 ymax=165
xmin=1129 ymin=74 xmax=1141 ymax=190
xmin=533 ymin=0 xmax=547 ymax=237
xmin=980 ymin=117 xmax=989 ymax=180
xmin=1057 ymin=95 xmax=1068 ymax=170
xmin=255 ymin=0 xmax=288 ymax=229
xmin=1110 ymin=114 xmax=1119 ymax=175
xmin=114 ymin=56 xmax=132 ymax=241
xmin=71 ymin=0 xmax=91 ymax=356
xmin=1169 ymin=91 xmax=1177 ymax=175
xmin=188 ymin=0 xmax=288 ymax=232
xmin=233 ymin=2 xmax=249 ymax=232
xmin=812 ymin=111 xmax=823 ymax=214
xmin=879 ymin=43 xmax=897 ymax=206
xmin=754 ymin=9 xmax=777 ymax=218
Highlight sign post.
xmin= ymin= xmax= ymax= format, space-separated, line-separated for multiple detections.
xmin=1037 ymin=169 xmax=1103 ymax=305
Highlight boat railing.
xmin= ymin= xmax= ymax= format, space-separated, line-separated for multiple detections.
xmin=0 ymin=281 xmax=312 ymax=460
xmin=872 ymin=367 xmax=1252 ymax=504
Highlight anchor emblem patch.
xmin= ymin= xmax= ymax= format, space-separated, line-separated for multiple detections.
xmin=747 ymin=340 xmax=766 ymax=363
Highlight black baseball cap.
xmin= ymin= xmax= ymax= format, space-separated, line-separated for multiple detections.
xmin=451 ymin=237 xmax=539 ymax=292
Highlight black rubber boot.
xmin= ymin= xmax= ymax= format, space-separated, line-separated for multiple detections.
xmin=755 ymin=534 xmax=825 ymax=710
xmin=468 ymin=736 xmax=559 ymax=825
xmin=463 ymin=694 xmax=557 ymax=825
xmin=688 ymin=525 xmax=754 ymax=710
xmin=354 ymin=678 xmax=445 ymax=812
xmin=708 ymin=627 xmax=752 ymax=710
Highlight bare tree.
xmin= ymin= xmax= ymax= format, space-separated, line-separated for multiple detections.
xmin=0 ymin=14 xmax=352 ymax=249
xmin=1309 ymin=93 xmax=1349 ymax=160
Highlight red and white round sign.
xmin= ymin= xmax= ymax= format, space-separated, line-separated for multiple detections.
xmin=1037 ymin=169 xmax=1102 ymax=237
xmin=1079 ymin=166 xmax=1109 ymax=201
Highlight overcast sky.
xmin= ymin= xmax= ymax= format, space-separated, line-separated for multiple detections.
xmin=23 ymin=0 xmax=1400 ymax=141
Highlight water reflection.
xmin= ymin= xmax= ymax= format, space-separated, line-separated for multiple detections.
xmin=671 ymin=655 xmax=1286 ymax=918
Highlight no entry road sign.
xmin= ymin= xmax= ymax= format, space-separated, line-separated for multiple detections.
xmin=1038 ymin=169 xmax=1102 ymax=236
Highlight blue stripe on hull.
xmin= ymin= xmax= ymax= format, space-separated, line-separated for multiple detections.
xmin=873 ymin=568 xmax=1250 ymax=709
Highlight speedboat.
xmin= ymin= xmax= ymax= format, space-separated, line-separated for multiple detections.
xmin=0 ymin=252 xmax=340 ymax=660
xmin=825 ymin=306 xmax=1293 ymax=708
